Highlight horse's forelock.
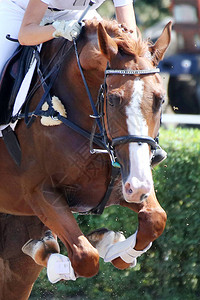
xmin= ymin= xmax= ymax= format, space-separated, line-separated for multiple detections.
xmin=84 ymin=19 xmax=150 ymax=59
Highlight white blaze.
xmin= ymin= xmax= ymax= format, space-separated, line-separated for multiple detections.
xmin=126 ymin=78 xmax=146 ymax=135
xmin=125 ymin=78 xmax=153 ymax=201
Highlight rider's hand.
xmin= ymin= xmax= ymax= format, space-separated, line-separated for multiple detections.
xmin=52 ymin=20 xmax=82 ymax=41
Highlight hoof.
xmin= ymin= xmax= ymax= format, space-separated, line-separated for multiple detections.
xmin=22 ymin=230 xmax=60 ymax=266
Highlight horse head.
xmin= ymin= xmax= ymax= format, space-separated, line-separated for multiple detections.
xmin=79 ymin=20 xmax=171 ymax=204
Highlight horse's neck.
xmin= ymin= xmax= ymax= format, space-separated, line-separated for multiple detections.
xmin=40 ymin=38 xmax=105 ymax=131
xmin=58 ymin=59 xmax=104 ymax=131
xmin=67 ymin=69 xmax=103 ymax=131
xmin=66 ymin=39 xmax=106 ymax=118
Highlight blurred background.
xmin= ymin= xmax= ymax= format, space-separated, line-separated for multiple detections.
xmin=99 ymin=0 xmax=200 ymax=119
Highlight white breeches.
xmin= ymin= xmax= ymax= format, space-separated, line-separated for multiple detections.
xmin=0 ymin=0 xmax=23 ymax=74
xmin=0 ymin=0 xmax=101 ymax=75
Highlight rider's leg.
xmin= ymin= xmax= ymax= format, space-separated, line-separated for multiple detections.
xmin=0 ymin=0 xmax=25 ymax=74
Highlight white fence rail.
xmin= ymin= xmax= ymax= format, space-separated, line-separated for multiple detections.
xmin=162 ymin=114 xmax=200 ymax=125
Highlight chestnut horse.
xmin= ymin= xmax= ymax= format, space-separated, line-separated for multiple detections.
xmin=0 ymin=19 xmax=171 ymax=299
xmin=0 ymin=214 xmax=44 ymax=300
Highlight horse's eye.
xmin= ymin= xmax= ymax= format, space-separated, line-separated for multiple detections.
xmin=153 ymin=94 xmax=165 ymax=112
xmin=161 ymin=96 xmax=165 ymax=104
xmin=108 ymin=94 xmax=122 ymax=107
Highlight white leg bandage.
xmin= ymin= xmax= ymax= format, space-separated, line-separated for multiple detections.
xmin=95 ymin=231 xmax=126 ymax=259
xmin=104 ymin=231 xmax=152 ymax=267
xmin=47 ymin=253 xmax=76 ymax=283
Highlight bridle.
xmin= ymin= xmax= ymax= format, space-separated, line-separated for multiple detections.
xmin=11 ymin=38 xmax=162 ymax=215
xmin=62 ymin=40 xmax=161 ymax=168
xmin=104 ymin=67 xmax=160 ymax=151
xmin=105 ymin=69 xmax=160 ymax=76
xmin=88 ymin=64 xmax=161 ymax=167
xmin=12 ymin=39 xmax=161 ymax=167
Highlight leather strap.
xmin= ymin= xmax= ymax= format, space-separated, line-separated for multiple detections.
xmin=2 ymin=126 xmax=21 ymax=166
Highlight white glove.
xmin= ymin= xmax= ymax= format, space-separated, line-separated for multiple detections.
xmin=47 ymin=253 xmax=76 ymax=283
xmin=52 ymin=20 xmax=82 ymax=41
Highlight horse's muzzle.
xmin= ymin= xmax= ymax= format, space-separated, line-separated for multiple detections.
xmin=122 ymin=177 xmax=153 ymax=203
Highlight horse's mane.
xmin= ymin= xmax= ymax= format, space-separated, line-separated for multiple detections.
xmin=84 ymin=18 xmax=151 ymax=58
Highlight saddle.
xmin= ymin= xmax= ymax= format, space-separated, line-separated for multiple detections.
xmin=0 ymin=44 xmax=38 ymax=166
xmin=0 ymin=45 xmax=36 ymax=125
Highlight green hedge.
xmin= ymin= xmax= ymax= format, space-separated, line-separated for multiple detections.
xmin=30 ymin=128 xmax=200 ymax=300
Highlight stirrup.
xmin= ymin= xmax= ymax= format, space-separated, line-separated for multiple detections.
xmin=151 ymin=147 xmax=167 ymax=168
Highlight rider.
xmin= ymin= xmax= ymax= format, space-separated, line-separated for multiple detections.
xmin=0 ymin=0 xmax=137 ymax=74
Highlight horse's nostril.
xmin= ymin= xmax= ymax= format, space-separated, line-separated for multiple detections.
xmin=140 ymin=194 xmax=148 ymax=201
xmin=125 ymin=183 xmax=133 ymax=195
xmin=126 ymin=188 xmax=133 ymax=195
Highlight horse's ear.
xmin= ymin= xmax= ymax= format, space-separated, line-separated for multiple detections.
xmin=98 ymin=23 xmax=118 ymax=61
xmin=149 ymin=21 xmax=172 ymax=66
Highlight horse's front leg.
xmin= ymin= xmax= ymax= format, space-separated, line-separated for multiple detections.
xmin=88 ymin=189 xmax=166 ymax=270
xmin=120 ymin=188 xmax=167 ymax=249
xmin=110 ymin=188 xmax=167 ymax=269
xmin=27 ymin=188 xmax=99 ymax=279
